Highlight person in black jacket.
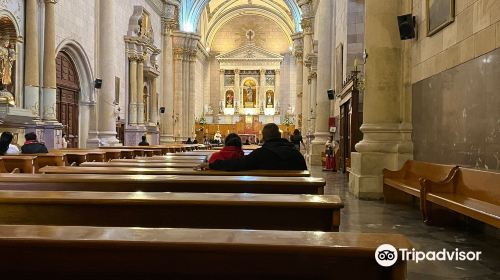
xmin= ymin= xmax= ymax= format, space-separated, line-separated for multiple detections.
xmin=21 ymin=132 xmax=48 ymax=154
xmin=208 ymin=123 xmax=307 ymax=171
xmin=138 ymin=135 xmax=149 ymax=146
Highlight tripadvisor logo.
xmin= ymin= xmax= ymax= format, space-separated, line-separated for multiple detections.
xmin=375 ymin=244 xmax=482 ymax=267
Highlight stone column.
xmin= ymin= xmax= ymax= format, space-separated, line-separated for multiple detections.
xmin=275 ymin=69 xmax=281 ymax=108
xmin=160 ymin=14 xmax=176 ymax=143
xmin=299 ymin=0 xmax=314 ymax=141
xmin=150 ymin=77 xmax=158 ymax=124
xmin=292 ymin=33 xmax=304 ymax=129
xmin=310 ymin=0 xmax=333 ymax=165
xmin=24 ymin=0 xmax=40 ymax=117
xmin=188 ymin=50 xmax=197 ymax=138
xmin=172 ymin=42 xmax=184 ymax=140
xmin=234 ymin=69 xmax=240 ymax=112
xmin=97 ymin=0 xmax=119 ymax=145
xmin=136 ymin=58 xmax=145 ymax=125
xmin=349 ymin=0 xmax=413 ymax=199
xmin=128 ymin=57 xmax=138 ymax=125
xmin=309 ymin=71 xmax=317 ymax=134
xmin=219 ymin=68 xmax=225 ymax=105
xmin=259 ymin=69 xmax=266 ymax=108
xmin=42 ymin=0 xmax=58 ymax=122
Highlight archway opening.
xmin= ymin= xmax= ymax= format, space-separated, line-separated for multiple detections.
xmin=0 ymin=16 xmax=18 ymax=102
xmin=56 ymin=51 xmax=80 ymax=148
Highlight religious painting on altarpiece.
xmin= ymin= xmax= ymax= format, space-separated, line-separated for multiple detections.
xmin=243 ymin=79 xmax=257 ymax=108
xmin=266 ymin=90 xmax=274 ymax=108
xmin=225 ymin=90 xmax=235 ymax=108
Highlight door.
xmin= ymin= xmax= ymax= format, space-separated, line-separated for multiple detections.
xmin=56 ymin=52 xmax=80 ymax=148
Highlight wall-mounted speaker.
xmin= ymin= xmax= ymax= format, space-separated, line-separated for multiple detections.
xmin=94 ymin=79 xmax=103 ymax=89
xmin=397 ymin=14 xmax=416 ymax=40
xmin=327 ymin=89 xmax=335 ymax=100
xmin=160 ymin=107 xmax=166 ymax=114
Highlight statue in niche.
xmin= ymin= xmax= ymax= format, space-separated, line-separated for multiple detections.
xmin=266 ymin=90 xmax=274 ymax=108
xmin=243 ymin=79 xmax=257 ymax=108
xmin=139 ymin=13 xmax=154 ymax=42
xmin=0 ymin=39 xmax=16 ymax=106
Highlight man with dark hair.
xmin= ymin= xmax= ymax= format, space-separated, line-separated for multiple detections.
xmin=21 ymin=132 xmax=49 ymax=154
xmin=208 ymin=123 xmax=307 ymax=171
xmin=138 ymin=135 xmax=149 ymax=146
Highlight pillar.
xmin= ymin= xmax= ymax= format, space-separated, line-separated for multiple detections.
xmin=292 ymin=33 xmax=304 ymax=129
xmin=188 ymin=50 xmax=197 ymax=138
xmin=219 ymin=68 xmax=225 ymax=107
xmin=128 ymin=57 xmax=138 ymax=125
xmin=97 ymin=0 xmax=119 ymax=145
xmin=160 ymin=15 xmax=176 ymax=143
xmin=309 ymin=71 xmax=317 ymax=135
xmin=42 ymin=0 xmax=57 ymax=122
xmin=259 ymin=69 xmax=266 ymax=109
xmin=172 ymin=45 xmax=184 ymax=140
xmin=24 ymin=0 xmax=40 ymax=117
xmin=234 ymin=69 xmax=240 ymax=112
xmin=275 ymin=69 xmax=281 ymax=109
xmin=299 ymin=0 xmax=314 ymax=139
xmin=136 ymin=58 xmax=145 ymax=125
xmin=150 ymin=77 xmax=158 ymax=124
xmin=311 ymin=0 xmax=333 ymax=165
xmin=349 ymin=0 xmax=413 ymax=199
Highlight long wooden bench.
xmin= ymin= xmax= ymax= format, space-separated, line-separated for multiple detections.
xmin=421 ymin=167 xmax=500 ymax=228
xmin=39 ymin=166 xmax=311 ymax=177
xmin=0 ymin=156 xmax=37 ymax=174
xmin=0 ymin=225 xmax=409 ymax=279
xmin=383 ymin=160 xmax=458 ymax=204
xmin=112 ymin=158 xmax=206 ymax=163
xmin=0 ymin=174 xmax=325 ymax=194
xmin=0 ymin=190 xmax=342 ymax=231
xmin=80 ymin=161 xmax=199 ymax=168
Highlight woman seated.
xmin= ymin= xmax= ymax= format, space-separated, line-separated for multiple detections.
xmin=0 ymin=131 xmax=20 ymax=155
xmin=208 ymin=133 xmax=244 ymax=164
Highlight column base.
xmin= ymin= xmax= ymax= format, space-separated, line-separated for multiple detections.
xmin=24 ymin=85 xmax=40 ymax=117
xmin=146 ymin=124 xmax=160 ymax=145
xmin=124 ymin=125 xmax=147 ymax=146
xmin=42 ymin=88 xmax=57 ymax=121
xmin=39 ymin=121 xmax=63 ymax=149
xmin=160 ymin=134 xmax=175 ymax=144
xmin=136 ymin=103 xmax=145 ymax=125
xmin=309 ymin=132 xmax=330 ymax=166
xmin=98 ymin=130 xmax=120 ymax=147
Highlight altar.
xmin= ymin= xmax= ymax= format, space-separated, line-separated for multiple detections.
xmin=240 ymin=134 xmax=258 ymax=144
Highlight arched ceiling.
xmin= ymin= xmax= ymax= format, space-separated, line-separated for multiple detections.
xmin=210 ymin=14 xmax=291 ymax=54
xmin=181 ymin=0 xmax=301 ymax=34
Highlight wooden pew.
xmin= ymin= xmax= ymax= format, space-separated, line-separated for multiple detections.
xmin=111 ymin=158 xmax=206 ymax=163
xmin=0 ymin=225 xmax=410 ymax=279
xmin=39 ymin=166 xmax=311 ymax=177
xmin=0 ymin=174 xmax=325 ymax=194
xmin=0 ymin=190 xmax=342 ymax=231
xmin=80 ymin=161 xmax=200 ymax=169
xmin=383 ymin=160 xmax=458 ymax=204
xmin=32 ymin=154 xmax=66 ymax=170
xmin=421 ymin=167 xmax=500 ymax=228
xmin=0 ymin=156 xmax=37 ymax=174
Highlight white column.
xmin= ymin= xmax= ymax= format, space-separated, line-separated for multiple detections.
xmin=234 ymin=69 xmax=240 ymax=112
xmin=299 ymin=0 xmax=314 ymax=140
xmin=136 ymin=58 xmax=145 ymax=125
xmin=275 ymin=69 xmax=281 ymax=109
xmin=188 ymin=50 xmax=197 ymax=138
xmin=42 ymin=0 xmax=57 ymax=122
xmin=24 ymin=0 xmax=40 ymax=117
xmin=219 ymin=69 xmax=225 ymax=106
xmin=128 ymin=57 xmax=138 ymax=125
xmin=160 ymin=16 xmax=176 ymax=143
xmin=150 ymin=77 xmax=158 ymax=124
xmin=309 ymin=71 xmax=317 ymax=134
xmin=311 ymin=0 xmax=334 ymax=165
xmin=172 ymin=46 xmax=184 ymax=140
xmin=259 ymin=69 xmax=266 ymax=109
xmin=349 ymin=0 xmax=413 ymax=199
xmin=292 ymin=33 xmax=304 ymax=129
xmin=97 ymin=0 xmax=119 ymax=145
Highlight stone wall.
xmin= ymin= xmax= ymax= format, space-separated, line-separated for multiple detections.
xmin=411 ymin=0 xmax=500 ymax=83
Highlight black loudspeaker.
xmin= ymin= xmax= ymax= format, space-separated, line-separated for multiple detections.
xmin=397 ymin=14 xmax=416 ymax=40
xmin=160 ymin=107 xmax=166 ymax=114
xmin=94 ymin=79 xmax=103 ymax=89
xmin=327 ymin=89 xmax=335 ymax=100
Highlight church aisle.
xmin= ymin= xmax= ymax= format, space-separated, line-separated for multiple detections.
xmin=313 ymin=168 xmax=500 ymax=280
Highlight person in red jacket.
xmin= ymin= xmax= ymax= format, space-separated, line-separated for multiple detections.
xmin=208 ymin=133 xmax=244 ymax=164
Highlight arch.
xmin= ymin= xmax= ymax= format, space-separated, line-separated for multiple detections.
xmin=241 ymin=77 xmax=259 ymax=109
xmin=206 ymin=7 xmax=294 ymax=48
xmin=0 ymin=10 xmax=23 ymax=106
xmin=182 ymin=0 xmax=302 ymax=33
xmin=0 ymin=9 xmax=20 ymax=35
xmin=55 ymin=39 xmax=96 ymax=148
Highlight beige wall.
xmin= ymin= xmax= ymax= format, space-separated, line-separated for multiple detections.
xmin=412 ymin=0 xmax=500 ymax=83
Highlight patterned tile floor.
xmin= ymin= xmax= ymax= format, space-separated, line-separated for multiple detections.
xmin=311 ymin=167 xmax=500 ymax=280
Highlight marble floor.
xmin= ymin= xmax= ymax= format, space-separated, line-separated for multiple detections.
xmin=311 ymin=168 xmax=500 ymax=280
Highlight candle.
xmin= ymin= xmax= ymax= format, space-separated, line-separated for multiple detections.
xmin=354 ymin=58 xmax=358 ymax=71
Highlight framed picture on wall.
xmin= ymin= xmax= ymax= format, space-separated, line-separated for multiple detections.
xmin=427 ymin=0 xmax=455 ymax=36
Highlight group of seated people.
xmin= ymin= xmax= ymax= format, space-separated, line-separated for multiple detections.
xmin=204 ymin=123 xmax=307 ymax=171
xmin=0 ymin=131 xmax=48 ymax=155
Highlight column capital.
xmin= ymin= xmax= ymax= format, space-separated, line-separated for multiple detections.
xmin=260 ymin=69 xmax=266 ymax=75
xmin=234 ymin=69 xmax=240 ymax=75
xmin=219 ymin=69 xmax=225 ymax=74
xmin=44 ymin=0 xmax=58 ymax=4
xmin=301 ymin=17 xmax=314 ymax=35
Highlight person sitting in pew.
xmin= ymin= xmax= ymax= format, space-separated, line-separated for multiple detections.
xmin=208 ymin=133 xmax=245 ymax=164
xmin=138 ymin=135 xmax=149 ymax=146
xmin=207 ymin=123 xmax=307 ymax=171
xmin=21 ymin=132 xmax=48 ymax=154
xmin=0 ymin=131 xmax=20 ymax=155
